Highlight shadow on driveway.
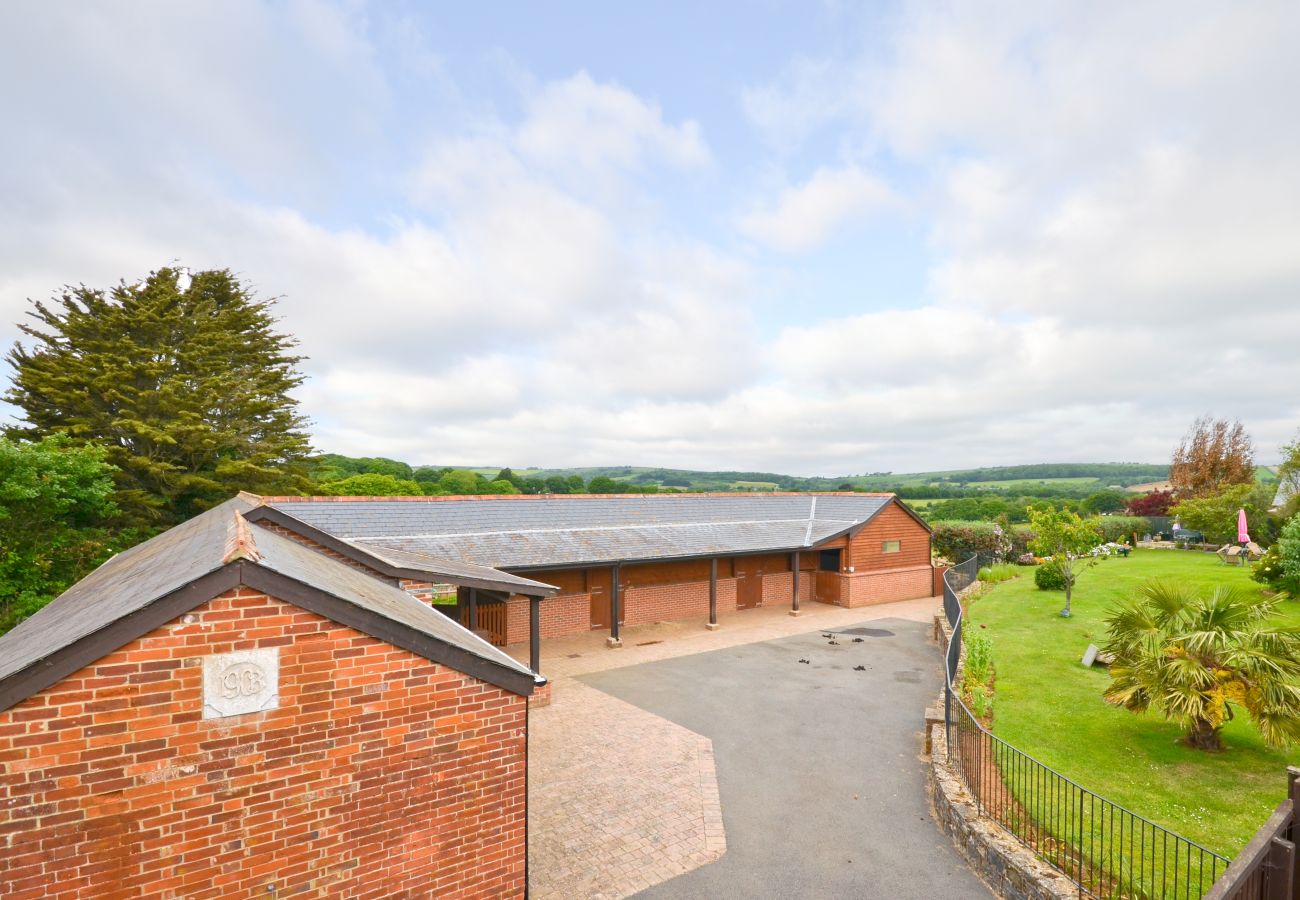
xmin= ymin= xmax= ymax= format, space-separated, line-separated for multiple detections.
xmin=579 ymin=618 xmax=990 ymax=899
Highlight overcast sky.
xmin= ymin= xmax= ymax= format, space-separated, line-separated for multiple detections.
xmin=2 ymin=2 xmax=1297 ymax=476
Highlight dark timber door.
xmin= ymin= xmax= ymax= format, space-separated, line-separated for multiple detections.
xmin=816 ymin=549 xmax=843 ymax=603
xmin=734 ymin=557 xmax=762 ymax=610
xmin=589 ymin=568 xmax=612 ymax=629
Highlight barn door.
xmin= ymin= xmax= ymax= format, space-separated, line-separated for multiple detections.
xmin=589 ymin=568 xmax=626 ymax=629
xmin=734 ymin=557 xmax=762 ymax=610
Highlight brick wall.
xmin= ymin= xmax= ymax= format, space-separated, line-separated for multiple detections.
xmin=505 ymin=568 xmax=782 ymax=644
xmin=0 ymin=588 xmax=527 ymax=899
xmin=505 ymin=595 xmax=531 ymax=646
xmin=537 ymin=593 xmax=591 ymax=640
xmin=760 ymin=571 xmax=814 ymax=608
xmin=837 ymin=565 xmax=934 ymax=607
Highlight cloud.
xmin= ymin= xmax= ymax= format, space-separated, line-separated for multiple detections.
xmin=737 ymin=166 xmax=897 ymax=252
xmin=516 ymin=71 xmax=710 ymax=174
xmin=2 ymin=2 xmax=1298 ymax=476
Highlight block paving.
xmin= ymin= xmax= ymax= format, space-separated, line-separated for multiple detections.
xmin=521 ymin=596 xmax=937 ymax=899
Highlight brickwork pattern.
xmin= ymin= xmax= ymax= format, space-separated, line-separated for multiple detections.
xmin=758 ymin=570 xmax=812 ymax=607
xmin=529 ymin=679 xmax=724 ymax=899
xmin=839 ymin=565 xmax=935 ymax=607
xmin=623 ymin=578 xmax=730 ymax=627
xmin=505 ymin=595 xmax=531 ymax=645
xmin=0 ymin=589 xmax=528 ymax=899
xmin=537 ymin=593 xmax=592 ymax=640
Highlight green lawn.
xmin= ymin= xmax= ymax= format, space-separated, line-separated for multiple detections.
xmin=966 ymin=549 xmax=1300 ymax=858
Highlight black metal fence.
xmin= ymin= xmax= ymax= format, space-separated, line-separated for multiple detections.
xmin=941 ymin=555 xmax=1230 ymax=898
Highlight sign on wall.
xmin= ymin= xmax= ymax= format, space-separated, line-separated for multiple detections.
xmin=202 ymin=648 xmax=280 ymax=719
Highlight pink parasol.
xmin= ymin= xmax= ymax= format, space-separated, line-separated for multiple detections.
xmin=1238 ymin=508 xmax=1250 ymax=544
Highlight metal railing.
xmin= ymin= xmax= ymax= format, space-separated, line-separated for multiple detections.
xmin=941 ymin=555 xmax=1230 ymax=897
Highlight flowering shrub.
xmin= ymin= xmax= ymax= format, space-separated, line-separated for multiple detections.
xmin=930 ymin=522 xmax=1004 ymax=560
xmin=1253 ymin=544 xmax=1286 ymax=588
xmin=1277 ymin=514 xmax=1300 ymax=596
xmin=1015 ymin=553 xmax=1038 ymax=566
xmin=931 ymin=521 xmax=1037 ymax=563
xmin=1089 ymin=542 xmax=1130 ymax=557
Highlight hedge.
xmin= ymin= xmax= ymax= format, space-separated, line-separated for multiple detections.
xmin=932 ymin=516 xmax=1150 ymax=563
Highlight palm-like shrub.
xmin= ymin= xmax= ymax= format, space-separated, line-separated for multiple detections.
xmin=1102 ymin=580 xmax=1300 ymax=751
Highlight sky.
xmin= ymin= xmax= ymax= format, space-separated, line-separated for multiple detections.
xmin=1 ymin=1 xmax=1298 ymax=476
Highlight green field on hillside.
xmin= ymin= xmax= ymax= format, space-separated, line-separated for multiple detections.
xmin=427 ymin=462 xmax=1174 ymax=495
xmin=962 ymin=476 xmax=1105 ymax=490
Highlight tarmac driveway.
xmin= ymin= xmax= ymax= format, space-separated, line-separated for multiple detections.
xmin=579 ymin=618 xmax=990 ymax=899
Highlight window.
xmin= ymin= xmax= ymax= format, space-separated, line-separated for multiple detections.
xmin=882 ymin=540 xmax=901 ymax=554
xmin=819 ymin=549 xmax=842 ymax=571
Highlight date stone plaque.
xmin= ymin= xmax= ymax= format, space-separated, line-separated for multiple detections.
xmin=202 ymin=648 xmax=279 ymax=719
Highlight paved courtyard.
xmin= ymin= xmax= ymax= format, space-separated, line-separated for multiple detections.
xmin=522 ymin=599 xmax=988 ymax=899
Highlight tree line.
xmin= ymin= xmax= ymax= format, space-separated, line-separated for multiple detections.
xmin=5 ymin=266 xmax=1297 ymax=636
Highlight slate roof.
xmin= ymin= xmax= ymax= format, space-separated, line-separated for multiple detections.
xmin=0 ymin=496 xmax=537 ymax=707
xmin=265 ymin=493 xmax=905 ymax=569
xmin=1275 ymin=477 xmax=1298 ymax=511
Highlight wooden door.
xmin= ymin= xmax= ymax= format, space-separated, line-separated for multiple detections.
xmin=589 ymin=568 xmax=611 ymax=629
xmin=588 ymin=568 xmax=626 ymax=629
xmin=734 ymin=557 xmax=762 ymax=610
xmin=815 ymin=571 xmax=841 ymax=604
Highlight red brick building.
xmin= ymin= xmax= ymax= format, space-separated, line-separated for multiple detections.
xmin=0 ymin=496 xmax=545 ymax=899
xmin=247 ymin=492 xmax=935 ymax=649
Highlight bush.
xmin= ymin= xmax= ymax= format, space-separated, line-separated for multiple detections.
xmin=1278 ymin=513 xmax=1300 ymax=596
xmin=1035 ymin=561 xmax=1068 ymax=591
xmin=932 ymin=521 xmax=1037 ymax=564
xmin=970 ymin=685 xmax=993 ymax=719
xmin=1253 ymin=543 xmax=1286 ymax=589
xmin=1015 ymin=553 xmax=1038 ymax=566
xmin=931 ymin=521 xmax=1002 ymax=560
xmin=978 ymin=564 xmax=1020 ymax=584
xmin=1093 ymin=516 xmax=1151 ymax=544
xmin=965 ymin=631 xmax=994 ymax=686
xmin=319 ymin=473 xmax=425 ymax=496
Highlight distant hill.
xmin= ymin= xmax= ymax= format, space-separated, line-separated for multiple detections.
xmin=422 ymin=462 xmax=1172 ymax=497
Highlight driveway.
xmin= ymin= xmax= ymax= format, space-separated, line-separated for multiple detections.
xmin=579 ymin=618 xmax=990 ymax=899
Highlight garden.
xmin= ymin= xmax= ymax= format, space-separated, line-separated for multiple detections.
xmin=964 ymin=548 xmax=1300 ymax=859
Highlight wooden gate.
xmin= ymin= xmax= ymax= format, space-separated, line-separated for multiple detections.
xmin=469 ymin=601 xmax=508 ymax=647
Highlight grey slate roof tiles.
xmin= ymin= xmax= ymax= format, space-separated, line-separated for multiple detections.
xmin=0 ymin=495 xmax=533 ymax=691
xmin=267 ymin=493 xmax=896 ymax=569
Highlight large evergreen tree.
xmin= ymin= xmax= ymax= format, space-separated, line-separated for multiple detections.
xmin=5 ymin=266 xmax=312 ymax=523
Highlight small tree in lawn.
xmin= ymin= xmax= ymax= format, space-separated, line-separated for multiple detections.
xmin=1027 ymin=507 xmax=1100 ymax=617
